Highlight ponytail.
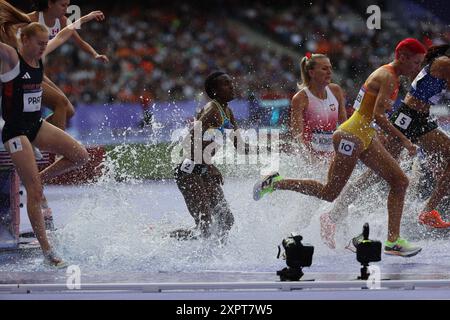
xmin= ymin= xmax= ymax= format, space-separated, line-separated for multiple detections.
xmin=297 ymin=53 xmax=328 ymax=89
xmin=0 ymin=0 xmax=31 ymax=47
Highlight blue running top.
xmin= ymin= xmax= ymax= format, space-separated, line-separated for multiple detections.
xmin=409 ymin=65 xmax=447 ymax=105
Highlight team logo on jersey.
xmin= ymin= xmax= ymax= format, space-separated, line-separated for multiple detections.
xmin=22 ymin=72 xmax=31 ymax=80
xmin=329 ymin=104 xmax=336 ymax=111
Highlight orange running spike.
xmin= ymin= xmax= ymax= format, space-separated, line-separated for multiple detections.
xmin=418 ymin=210 xmax=450 ymax=229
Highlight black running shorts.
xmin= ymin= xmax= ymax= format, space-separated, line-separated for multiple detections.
xmin=389 ymin=103 xmax=438 ymax=143
xmin=2 ymin=118 xmax=43 ymax=144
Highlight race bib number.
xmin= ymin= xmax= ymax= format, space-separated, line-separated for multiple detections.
xmin=353 ymin=87 xmax=366 ymax=111
xmin=180 ymin=158 xmax=195 ymax=174
xmin=311 ymin=132 xmax=334 ymax=152
xmin=8 ymin=137 xmax=23 ymax=154
xmin=23 ymin=90 xmax=43 ymax=112
xmin=394 ymin=112 xmax=412 ymax=130
xmin=338 ymin=139 xmax=355 ymax=156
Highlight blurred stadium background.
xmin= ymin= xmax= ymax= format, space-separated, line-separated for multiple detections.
xmin=2 ymin=0 xmax=450 ymax=179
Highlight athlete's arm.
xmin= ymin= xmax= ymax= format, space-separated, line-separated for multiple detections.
xmin=0 ymin=42 xmax=19 ymax=73
xmin=43 ymin=11 xmax=105 ymax=58
xmin=431 ymin=56 xmax=450 ymax=83
xmin=373 ymin=73 xmax=416 ymax=155
xmin=27 ymin=11 xmax=38 ymax=22
xmin=60 ymin=16 xmax=109 ymax=63
xmin=329 ymin=83 xmax=347 ymax=124
xmin=289 ymin=90 xmax=308 ymax=144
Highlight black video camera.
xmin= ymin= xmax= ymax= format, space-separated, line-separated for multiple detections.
xmin=353 ymin=223 xmax=381 ymax=280
xmin=355 ymin=223 xmax=381 ymax=264
xmin=276 ymin=233 xmax=314 ymax=281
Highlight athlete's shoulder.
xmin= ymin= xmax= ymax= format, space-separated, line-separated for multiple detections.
xmin=328 ymin=83 xmax=343 ymax=94
xmin=199 ymin=101 xmax=219 ymax=118
xmin=374 ymin=65 xmax=398 ymax=86
xmin=433 ymin=56 xmax=450 ymax=73
xmin=0 ymin=43 xmax=18 ymax=67
xmin=291 ymin=89 xmax=308 ymax=106
xmin=198 ymin=102 xmax=222 ymax=126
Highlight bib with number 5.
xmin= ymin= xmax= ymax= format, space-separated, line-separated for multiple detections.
xmin=394 ymin=112 xmax=412 ymax=130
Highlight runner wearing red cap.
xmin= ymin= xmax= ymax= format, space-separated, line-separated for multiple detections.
xmin=325 ymin=43 xmax=450 ymax=238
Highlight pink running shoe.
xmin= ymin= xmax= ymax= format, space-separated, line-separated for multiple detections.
xmin=320 ymin=212 xmax=336 ymax=249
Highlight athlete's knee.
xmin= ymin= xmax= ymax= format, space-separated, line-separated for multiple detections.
xmin=391 ymin=173 xmax=409 ymax=193
xmin=72 ymin=146 xmax=89 ymax=167
xmin=62 ymin=97 xmax=75 ymax=119
xmin=54 ymin=94 xmax=75 ymax=118
xmin=320 ymin=188 xmax=341 ymax=202
xmin=78 ymin=147 xmax=90 ymax=167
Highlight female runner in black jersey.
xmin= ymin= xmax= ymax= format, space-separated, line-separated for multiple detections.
xmin=0 ymin=11 xmax=103 ymax=267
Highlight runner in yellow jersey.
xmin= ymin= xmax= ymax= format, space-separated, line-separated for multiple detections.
xmin=254 ymin=38 xmax=427 ymax=257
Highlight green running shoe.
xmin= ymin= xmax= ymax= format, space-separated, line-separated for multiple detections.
xmin=384 ymin=237 xmax=422 ymax=258
xmin=253 ymin=172 xmax=283 ymax=201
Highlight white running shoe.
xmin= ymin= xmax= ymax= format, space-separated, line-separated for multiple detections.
xmin=33 ymin=146 xmax=43 ymax=160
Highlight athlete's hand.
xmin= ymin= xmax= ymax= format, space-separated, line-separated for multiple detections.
xmin=404 ymin=140 xmax=417 ymax=157
xmin=81 ymin=11 xmax=105 ymax=24
xmin=94 ymin=54 xmax=109 ymax=63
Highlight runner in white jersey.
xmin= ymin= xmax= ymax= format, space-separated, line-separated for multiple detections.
xmin=289 ymin=53 xmax=346 ymax=161
xmin=38 ymin=10 xmax=61 ymax=40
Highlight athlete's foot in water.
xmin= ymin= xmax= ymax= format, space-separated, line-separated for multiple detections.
xmin=253 ymin=172 xmax=283 ymax=201
xmin=43 ymin=249 xmax=67 ymax=268
xmin=320 ymin=213 xmax=336 ymax=249
xmin=419 ymin=210 xmax=450 ymax=229
xmin=169 ymin=228 xmax=198 ymax=241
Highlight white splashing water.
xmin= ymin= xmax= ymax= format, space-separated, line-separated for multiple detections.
xmin=3 ymin=146 xmax=450 ymax=274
